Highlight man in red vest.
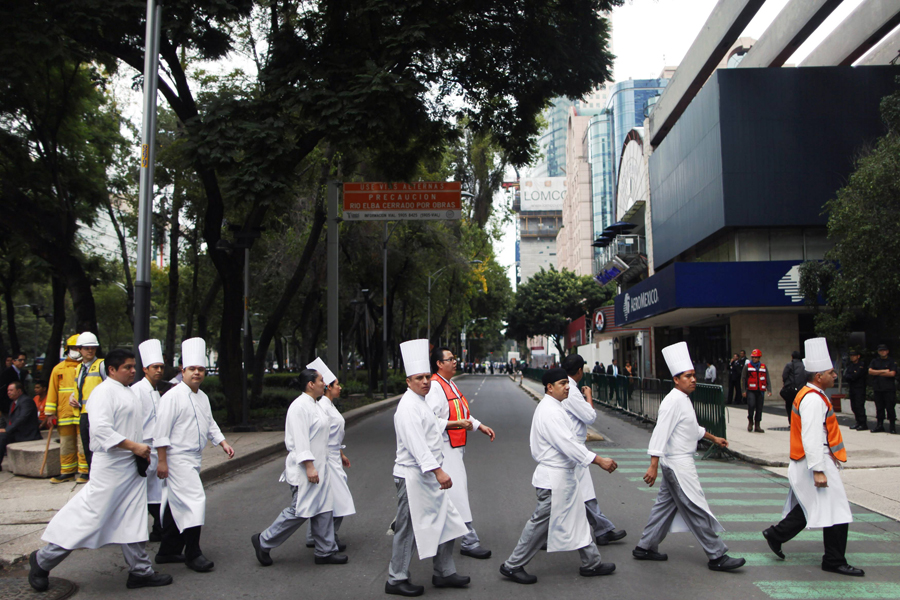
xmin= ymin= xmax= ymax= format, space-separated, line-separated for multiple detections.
xmin=762 ymin=338 xmax=864 ymax=577
xmin=425 ymin=346 xmax=496 ymax=560
xmin=741 ymin=349 xmax=771 ymax=433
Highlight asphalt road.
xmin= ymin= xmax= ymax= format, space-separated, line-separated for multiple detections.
xmin=41 ymin=375 xmax=900 ymax=599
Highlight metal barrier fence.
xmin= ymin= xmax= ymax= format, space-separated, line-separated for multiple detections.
xmin=523 ymin=369 xmax=726 ymax=440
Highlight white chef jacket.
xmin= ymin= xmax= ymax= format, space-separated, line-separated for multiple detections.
xmin=43 ymin=378 xmax=148 ymax=549
xmin=563 ymin=378 xmax=598 ymax=503
xmin=392 ymin=387 xmax=467 ymax=558
xmin=648 ymin=388 xmax=722 ymax=534
xmin=280 ymin=393 xmax=334 ymax=517
xmin=784 ymin=383 xmax=852 ymax=528
xmin=131 ymin=377 xmax=162 ymax=503
xmin=154 ymin=381 xmax=225 ymax=454
xmin=318 ymin=395 xmax=356 ymax=517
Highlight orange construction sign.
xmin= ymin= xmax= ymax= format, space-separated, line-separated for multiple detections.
xmin=342 ymin=182 xmax=462 ymax=221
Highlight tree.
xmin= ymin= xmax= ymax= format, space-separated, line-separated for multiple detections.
xmin=800 ymin=82 xmax=900 ymax=340
xmin=506 ymin=267 xmax=612 ymax=356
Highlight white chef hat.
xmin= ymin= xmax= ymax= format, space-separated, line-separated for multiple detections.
xmin=400 ymin=339 xmax=431 ymax=377
xmin=181 ymin=337 xmax=207 ymax=369
xmin=662 ymin=341 xmax=693 ymax=376
xmin=139 ymin=339 xmax=164 ymax=367
xmin=803 ymin=337 xmax=833 ymax=373
xmin=306 ymin=357 xmax=336 ymax=386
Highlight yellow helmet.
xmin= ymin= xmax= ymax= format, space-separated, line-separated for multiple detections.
xmin=66 ymin=334 xmax=80 ymax=348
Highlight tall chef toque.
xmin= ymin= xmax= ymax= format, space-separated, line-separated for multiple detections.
xmin=306 ymin=357 xmax=336 ymax=386
xmin=803 ymin=337 xmax=833 ymax=373
xmin=662 ymin=341 xmax=693 ymax=377
xmin=400 ymin=339 xmax=431 ymax=377
xmin=182 ymin=337 xmax=207 ymax=369
xmin=139 ymin=339 xmax=164 ymax=367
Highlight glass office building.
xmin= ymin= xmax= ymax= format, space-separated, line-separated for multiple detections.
xmin=533 ymin=97 xmax=576 ymax=178
xmin=606 ymin=79 xmax=668 ymax=184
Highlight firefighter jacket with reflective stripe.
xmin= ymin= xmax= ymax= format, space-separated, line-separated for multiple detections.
xmin=790 ymin=386 xmax=847 ymax=463
xmin=432 ymin=374 xmax=470 ymax=448
xmin=45 ymin=358 xmax=82 ymax=426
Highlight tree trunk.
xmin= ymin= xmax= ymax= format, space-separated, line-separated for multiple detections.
xmin=183 ymin=226 xmax=201 ymax=341
xmin=59 ymin=253 xmax=99 ymax=335
xmin=2 ymin=285 xmax=20 ymax=356
xmin=250 ymin=198 xmax=326 ymax=400
xmin=105 ymin=198 xmax=134 ymax=328
xmin=165 ymin=190 xmax=182 ymax=361
xmin=42 ymin=274 xmax=67 ymax=383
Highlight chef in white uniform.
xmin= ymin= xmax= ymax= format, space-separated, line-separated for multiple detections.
xmin=762 ymin=337 xmax=865 ymax=577
xmin=303 ymin=357 xmax=356 ymax=553
xmin=633 ymin=342 xmax=744 ymax=571
xmin=385 ymin=339 xmax=470 ymax=597
xmin=154 ymin=337 xmax=234 ymax=572
xmin=29 ymin=349 xmax=173 ymax=592
xmin=500 ymin=368 xmax=618 ymax=585
xmin=560 ymin=353 xmax=626 ymax=545
xmin=132 ymin=339 xmax=165 ymax=541
xmin=425 ymin=346 xmax=495 ymax=560
xmin=252 ymin=368 xmax=346 ymax=566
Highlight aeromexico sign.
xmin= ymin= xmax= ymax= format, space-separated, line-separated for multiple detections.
xmin=614 ymin=261 xmax=812 ymax=326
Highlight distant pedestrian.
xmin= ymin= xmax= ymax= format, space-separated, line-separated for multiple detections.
xmin=741 ymin=349 xmax=771 ymax=433
xmin=607 ymin=359 xmax=619 ymax=403
xmin=0 ymin=352 xmax=26 ymax=427
xmin=0 ymin=381 xmax=43 ymax=470
xmin=728 ymin=354 xmax=743 ymax=405
xmin=781 ymin=351 xmax=806 ymax=424
xmin=843 ymin=350 xmax=867 ymax=430
xmin=45 ymin=335 xmax=87 ymax=483
xmin=33 ymin=381 xmax=51 ymax=430
xmin=592 ymin=362 xmax=603 ymax=375
xmin=72 ymin=332 xmax=106 ymax=477
xmin=704 ymin=361 xmax=716 ymax=384
xmin=867 ymin=344 xmax=897 ymax=433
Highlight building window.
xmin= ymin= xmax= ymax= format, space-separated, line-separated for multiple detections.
xmin=770 ymin=229 xmax=804 ymax=260
xmin=738 ymin=230 xmax=769 ymax=261
xmin=804 ymin=230 xmax=832 ymax=260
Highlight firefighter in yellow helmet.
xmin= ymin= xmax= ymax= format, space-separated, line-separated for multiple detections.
xmin=70 ymin=331 xmax=106 ymax=480
xmin=45 ymin=335 xmax=87 ymax=483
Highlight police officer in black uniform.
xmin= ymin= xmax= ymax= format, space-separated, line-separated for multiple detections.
xmin=843 ymin=349 xmax=868 ymax=430
xmin=867 ymin=344 xmax=897 ymax=433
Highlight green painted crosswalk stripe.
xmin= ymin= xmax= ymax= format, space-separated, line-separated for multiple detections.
xmin=707 ymin=498 xmax=785 ymax=506
xmin=723 ymin=531 xmax=900 ymax=542
xmin=588 ymin=448 xmax=651 ymax=453
xmin=744 ymin=553 xmax=900 ymax=567
xmin=754 ymin=581 xmax=900 ymax=599
xmin=628 ymin=476 xmax=783 ymax=484
xmin=716 ymin=513 xmax=891 ymax=523
xmin=617 ymin=467 xmax=757 ymax=474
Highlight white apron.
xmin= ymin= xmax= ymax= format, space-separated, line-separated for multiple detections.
xmin=537 ymin=464 xmax=591 ymax=552
xmin=146 ymin=448 xmax=161 ymax=504
xmin=662 ymin=454 xmax=724 ymax=534
xmin=783 ymin=456 xmax=852 ymax=528
xmin=440 ymin=444 xmax=471 ymax=522
xmin=280 ymin=397 xmax=333 ymax=518
xmin=319 ymin=397 xmax=355 ymax=518
xmin=43 ymin=451 xmax=148 ymax=549
xmin=576 ymin=464 xmax=596 ymax=503
xmin=161 ymin=451 xmax=205 ymax=531
xmin=397 ymin=464 xmax=468 ymax=559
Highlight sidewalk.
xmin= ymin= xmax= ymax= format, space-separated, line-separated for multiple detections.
xmin=0 ymin=392 xmax=404 ymax=567
xmin=724 ymin=400 xmax=900 ymax=522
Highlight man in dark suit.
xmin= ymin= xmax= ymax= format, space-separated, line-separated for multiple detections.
xmin=607 ymin=359 xmax=619 ymax=403
xmin=0 ymin=381 xmax=43 ymax=470
xmin=0 ymin=352 xmax=26 ymax=427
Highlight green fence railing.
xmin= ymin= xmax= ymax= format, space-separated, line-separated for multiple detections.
xmin=523 ymin=370 xmax=727 ymax=441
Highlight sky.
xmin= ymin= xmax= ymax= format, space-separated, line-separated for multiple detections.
xmin=494 ymin=0 xmax=869 ymax=289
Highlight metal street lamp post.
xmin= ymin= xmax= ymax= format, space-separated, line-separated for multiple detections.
xmin=427 ymin=260 xmax=482 ymax=343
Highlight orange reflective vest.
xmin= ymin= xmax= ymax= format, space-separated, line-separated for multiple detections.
xmin=790 ymin=386 xmax=847 ymax=463
xmin=746 ymin=362 xmax=768 ymax=391
xmin=432 ymin=374 xmax=470 ymax=448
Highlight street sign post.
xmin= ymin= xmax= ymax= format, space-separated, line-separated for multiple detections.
xmin=343 ymin=182 xmax=462 ymax=221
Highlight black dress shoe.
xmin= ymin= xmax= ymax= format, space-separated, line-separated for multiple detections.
xmin=432 ymin=573 xmax=470 ymax=587
xmin=251 ymin=533 xmax=273 ymax=566
xmin=185 ymin=554 xmax=215 ymax=572
xmin=29 ymin=551 xmax=50 ymax=592
xmin=126 ymin=572 xmax=174 ymax=589
xmin=708 ymin=554 xmax=746 ymax=571
xmin=460 ymin=546 xmax=492 ymax=559
xmin=499 ymin=564 xmax=537 ymax=584
xmin=315 ymin=553 xmax=349 ymax=565
xmin=149 ymin=530 xmax=162 ymax=543
xmin=385 ymin=579 xmax=425 ymax=596
xmin=822 ymin=563 xmax=865 ymax=577
xmin=762 ymin=527 xmax=784 ymax=559
xmin=632 ymin=546 xmax=668 ymax=561
xmin=155 ymin=553 xmax=186 ymax=564
xmin=596 ymin=530 xmax=627 ymax=545
xmin=871 ymin=425 xmax=885 ymax=433
xmin=580 ymin=562 xmax=616 ymax=577
xmin=307 ymin=541 xmax=348 ymax=551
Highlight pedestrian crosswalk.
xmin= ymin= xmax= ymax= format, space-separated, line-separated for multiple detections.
xmin=591 ymin=446 xmax=900 ymax=599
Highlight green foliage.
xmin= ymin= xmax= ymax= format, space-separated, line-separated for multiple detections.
xmin=506 ymin=266 xmax=613 ymax=355
xmin=800 ymin=81 xmax=900 ymax=338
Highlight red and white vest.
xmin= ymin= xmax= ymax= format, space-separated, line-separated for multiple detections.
xmin=746 ymin=362 xmax=768 ymax=391
xmin=432 ymin=374 xmax=470 ymax=448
